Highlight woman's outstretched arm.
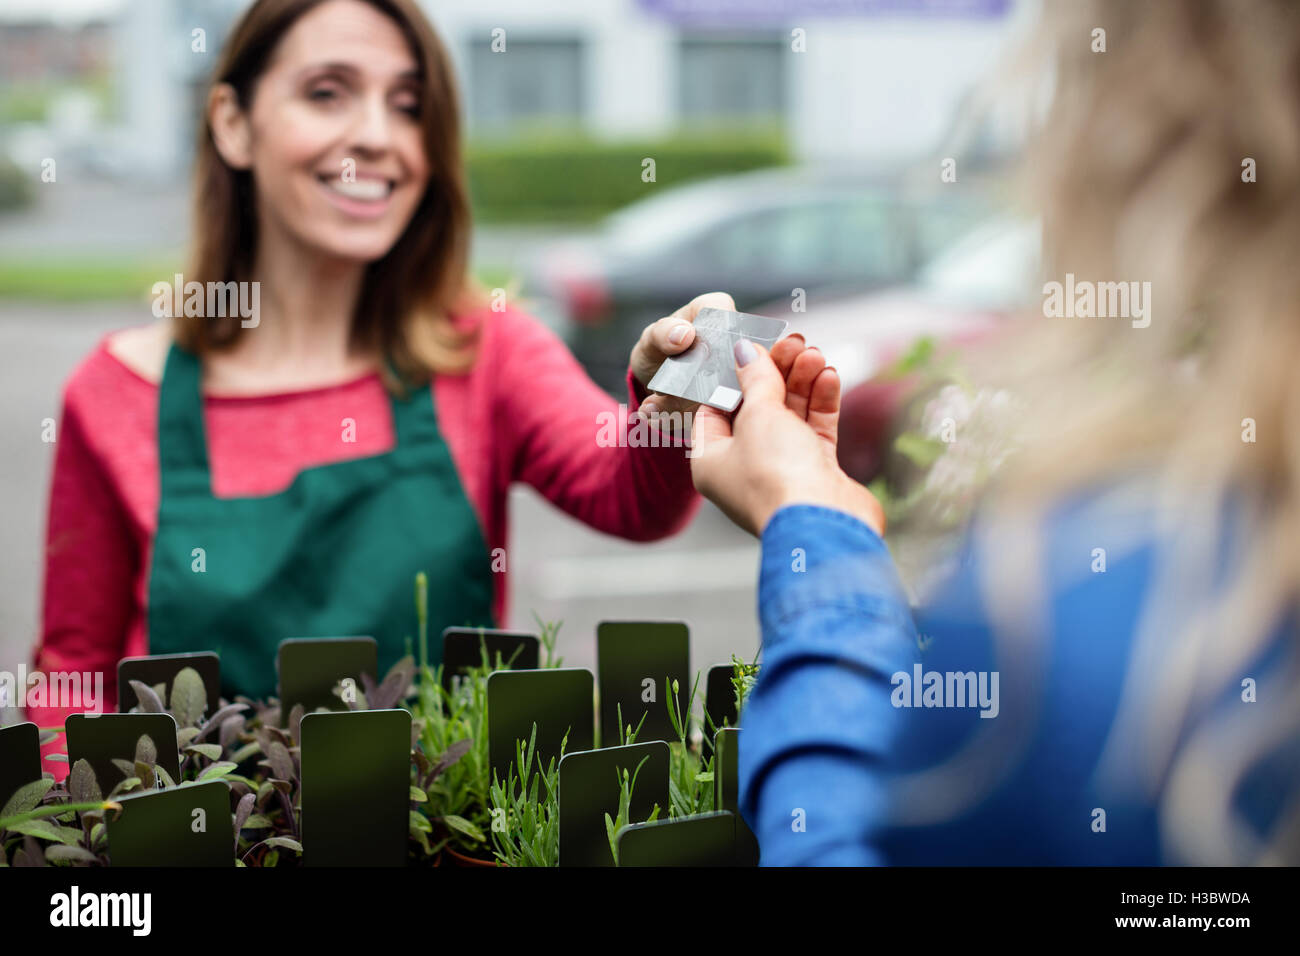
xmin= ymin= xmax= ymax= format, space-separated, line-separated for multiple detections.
xmin=688 ymin=335 xmax=908 ymax=865
xmin=739 ymin=504 xmax=917 ymax=865
xmin=491 ymin=303 xmax=704 ymax=542
xmin=27 ymin=377 xmax=138 ymax=781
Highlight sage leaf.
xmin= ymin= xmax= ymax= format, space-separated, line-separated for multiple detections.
xmin=185 ymin=743 xmax=224 ymax=762
xmin=233 ymin=791 xmax=255 ymax=835
xmin=441 ymin=814 xmax=485 ymax=842
xmin=264 ymin=836 xmax=303 ymax=853
xmin=133 ymin=733 xmax=157 ymax=767
xmin=197 ymin=762 xmax=237 ymax=781
xmin=1 ymin=778 xmax=54 ymax=817
xmin=169 ymin=667 xmax=208 ymax=727
xmin=9 ymin=819 xmax=83 ymax=845
xmin=264 ymin=741 xmax=294 ymax=782
xmin=108 ymin=777 xmax=142 ymax=799
xmin=44 ymin=844 xmax=97 ymax=864
xmin=127 ymin=680 xmax=164 ymax=714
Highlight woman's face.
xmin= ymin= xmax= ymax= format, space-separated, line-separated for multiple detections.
xmin=215 ymin=0 xmax=430 ymax=264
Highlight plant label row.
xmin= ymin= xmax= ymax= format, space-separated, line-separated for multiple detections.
xmin=277 ymin=636 xmax=377 ymax=726
xmin=617 ymin=810 xmax=738 ymax=866
xmin=596 ymin=621 xmax=689 ymax=747
xmin=65 ymin=713 xmax=182 ymax=796
xmin=557 ymin=741 xmax=669 ymax=866
xmin=0 ymin=722 xmax=43 ymax=810
xmin=487 ymin=668 xmax=594 ymax=782
xmin=713 ymin=727 xmax=760 ymax=866
xmin=118 ymin=652 xmax=221 ymax=715
xmin=441 ymin=628 xmax=539 ymax=692
xmin=300 ymin=708 xmax=411 ymax=866
xmin=106 ymin=780 xmax=233 ymax=866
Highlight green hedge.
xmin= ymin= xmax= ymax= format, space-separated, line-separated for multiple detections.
xmin=466 ymin=130 xmax=790 ymax=223
xmin=0 ymin=155 xmax=35 ymax=213
xmin=0 ymin=256 xmax=514 ymax=303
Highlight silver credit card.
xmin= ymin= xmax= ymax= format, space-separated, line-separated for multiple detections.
xmin=646 ymin=307 xmax=789 ymax=411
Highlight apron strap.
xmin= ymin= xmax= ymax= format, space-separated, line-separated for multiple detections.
xmin=386 ymin=363 xmax=442 ymax=452
xmin=157 ymin=343 xmax=443 ymax=499
xmin=157 ymin=342 xmax=213 ymax=497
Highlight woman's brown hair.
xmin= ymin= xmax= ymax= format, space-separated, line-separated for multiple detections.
xmin=179 ymin=0 xmax=482 ymax=390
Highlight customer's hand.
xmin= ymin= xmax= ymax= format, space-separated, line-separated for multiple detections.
xmin=628 ymin=291 xmax=734 ymax=417
xmin=690 ymin=338 xmax=886 ymax=537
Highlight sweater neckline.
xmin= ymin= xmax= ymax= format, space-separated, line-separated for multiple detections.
xmin=98 ymin=335 xmax=385 ymax=402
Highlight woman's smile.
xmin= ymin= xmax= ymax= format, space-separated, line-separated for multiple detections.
xmin=315 ymin=171 xmax=399 ymax=220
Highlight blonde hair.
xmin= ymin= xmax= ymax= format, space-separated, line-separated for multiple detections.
xmin=898 ymin=0 xmax=1300 ymax=864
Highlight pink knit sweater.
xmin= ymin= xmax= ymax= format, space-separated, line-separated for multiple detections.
xmin=28 ymin=305 xmax=699 ymax=777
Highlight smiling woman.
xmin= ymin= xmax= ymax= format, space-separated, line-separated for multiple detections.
xmin=25 ymin=0 xmax=808 ymax=781
xmin=186 ymin=0 xmax=471 ymax=388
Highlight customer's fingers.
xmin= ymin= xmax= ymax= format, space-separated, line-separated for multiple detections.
xmin=784 ymin=347 xmax=827 ymax=420
xmin=733 ymin=340 xmax=786 ymax=412
xmin=690 ymin=403 xmax=732 ymax=457
xmin=670 ymin=290 xmax=736 ymax=324
xmin=806 ymin=366 xmax=841 ymax=446
xmin=770 ymin=333 xmax=807 ymax=379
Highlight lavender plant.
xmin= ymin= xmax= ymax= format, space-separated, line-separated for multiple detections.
xmin=488 ymin=723 xmax=564 ymax=867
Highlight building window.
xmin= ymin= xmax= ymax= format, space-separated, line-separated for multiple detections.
xmin=678 ymin=34 xmax=785 ymax=122
xmin=467 ymin=36 xmax=585 ymax=134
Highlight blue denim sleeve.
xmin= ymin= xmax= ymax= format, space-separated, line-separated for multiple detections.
xmin=739 ymin=504 xmax=918 ymax=866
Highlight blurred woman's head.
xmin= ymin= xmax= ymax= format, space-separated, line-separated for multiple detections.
xmin=914 ymin=0 xmax=1300 ymax=863
xmin=183 ymin=0 xmax=477 ymax=385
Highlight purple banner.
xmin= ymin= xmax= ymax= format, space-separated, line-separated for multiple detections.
xmin=636 ymin=0 xmax=1011 ymax=23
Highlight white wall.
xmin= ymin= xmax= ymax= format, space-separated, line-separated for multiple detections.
xmin=116 ymin=0 xmax=184 ymax=179
xmin=789 ymin=16 xmax=1020 ymax=163
xmin=423 ymin=0 xmax=679 ymax=139
xmin=424 ymin=0 xmax=1029 ymax=161
xmin=113 ymin=0 xmax=1030 ymax=178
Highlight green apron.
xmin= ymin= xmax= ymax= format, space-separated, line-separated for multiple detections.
xmin=146 ymin=343 xmax=496 ymax=701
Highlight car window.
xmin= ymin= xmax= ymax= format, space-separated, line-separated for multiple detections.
xmin=829 ymin=198 xmax=909 ymax=280
xmin=689 ymin=198 xmax=906 ymax=283
xmin=917 ymin=219 xmax=1041 ymax=310
xmin=910 ymin=199 xmax=991 ymax=263
xmin=604 ymin=185 xmax=737 ymax=259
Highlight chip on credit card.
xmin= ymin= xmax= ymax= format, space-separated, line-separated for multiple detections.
xmin=647 ymin=307 xmax=789 ymax=412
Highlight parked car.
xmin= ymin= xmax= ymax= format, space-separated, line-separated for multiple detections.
xmin=771 ymin=217 xmax=1040 ymax=484
xmin=524 ymin=165 xmax=999 ymax=393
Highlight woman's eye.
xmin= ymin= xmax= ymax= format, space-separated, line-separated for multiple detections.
xmin=307 ymin=84 xmax=343 ymax=104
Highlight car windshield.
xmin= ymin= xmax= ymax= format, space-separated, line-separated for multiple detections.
xmin=915 ymin=219 xmax=1040 ymax=312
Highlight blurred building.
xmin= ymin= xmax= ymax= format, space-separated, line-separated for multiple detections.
xmin=428 ymin=0 xmax=1030 ymax=162
xmin=27 ymin=0 xmax=1030 ymax=181
xmin=0 ymin=18 xmax=111 ymax=85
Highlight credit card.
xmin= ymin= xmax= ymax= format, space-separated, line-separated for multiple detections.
xmin=646 ymin=307 xmax=789 ymax=411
